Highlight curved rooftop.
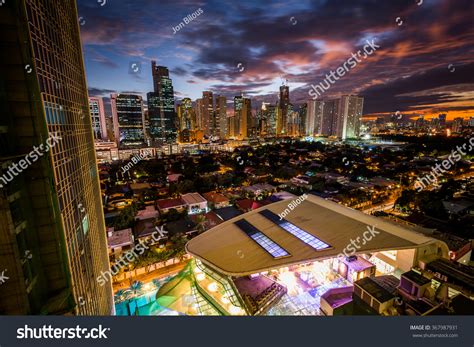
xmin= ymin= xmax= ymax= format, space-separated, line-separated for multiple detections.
xmin=186 ymin=194 xmax=447 ymax=276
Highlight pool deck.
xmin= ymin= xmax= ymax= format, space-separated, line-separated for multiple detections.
xmin=113 ymin=260 xmax=190 ymax=292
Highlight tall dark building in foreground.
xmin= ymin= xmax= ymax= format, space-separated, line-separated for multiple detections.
xmin=0 ymin=0 xmax=113 ymax=314
xmin=149 ymin=61 xmax=176 ymax=144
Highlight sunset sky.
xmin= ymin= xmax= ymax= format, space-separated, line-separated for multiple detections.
xmin=78 ymin=0 xmax=474 ymax=120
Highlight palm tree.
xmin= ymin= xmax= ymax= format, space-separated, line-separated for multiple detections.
xmin=130 ymin=281 xmax=144 ymax=297
xmin=114 ymin=289 xmax=130 ymax=304
xmin=114 ymin=289 xmax=133 ymax=315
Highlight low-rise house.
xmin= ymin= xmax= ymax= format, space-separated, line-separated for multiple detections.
xmin=189 ymin=211 xmax=224 ymax=231
xmin=291 ymin=175 xmax=311 ymax=186
xmin=181 ymin=192 xmax=208 ymax=214
xmin=442 ymin=199 xmax=474 ymax=216
xmin=165 ymin=217 xmax=198 ymax=238
xmin=136 ymin=205 xmax=159 ymax=221
xmin=134 ymin=218 xmax=162 ymax=245
xmin=167 ymin=173 xmax=182 ymax=183
xmin=156 ymin=197 xmax=187 ymax=214
xmin=243 ymin=183 xmax=276 ymax=196
xmin=236 ymin=199 xmax=262 ymax=212
xmin=202 ymin=192 xmax=230 ymax=209
xmin=107 ymin=227 xmax=134 ymax=255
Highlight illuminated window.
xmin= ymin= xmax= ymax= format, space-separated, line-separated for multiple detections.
xmin=259 ymin=210 xmax=331 ymax=251
xmin=234 ymin=219 xmax=289 ymax=259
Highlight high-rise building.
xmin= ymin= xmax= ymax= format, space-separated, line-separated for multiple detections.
xmin=336 ymin=95 xmax=363 ymax=139
xmin=150 ymin=62 xmax=176 ymax=144
xmin=0 ymin=0 xmax=113 ymax=315
xmin=438 ymin=114 xmax=447 ymax=128
xmin=111 ymin=94 xmax=146 ymax=147
xmin=89 ymin=97 xmax=108 ymax=141
xmin=298 ymin=104 xmax=307 ymax=136
xmin=231 ymin=96 xmax=243 ymax=138
xmin=452 ymin=117 xmax=464 ymax=133
xmin=277 ymin=85 xmax=290 ymax=136
xmin=321 ymin=99 xmax=339 ymax=136
xmin=415 ymin=116 xmax=425 ymax=130
xmin=266 ymin=104 xmax=277 ymax=137
xmin=233 ymin=96 xmax=251 ymax=140
xmin=202 ymin=91 xmax=214 ymax=136
xmin=177 ymin=98 xmax=196 ymax=143
xmin=287 ymin=110 xmax=301 ymax=137
xmin=215 ymin=95 xmax=227 ymax=139
xmin=306 ymin=100 xmax=324 ymax=135
xmin=195 ymin=98 xmax=203 ymax=131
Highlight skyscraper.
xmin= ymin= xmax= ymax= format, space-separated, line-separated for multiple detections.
xmin=231 ymin=96 xmax=243 ymax=138
xmin=321 ymin=99 xmax=339 ymax=136
xmin=215 ymin=95 xmax=227 ymax=139
xmin=89 ymin=97 xmax=108 ymax=141
xmin=266 ymin=104 xmax=277 ymax=137
xmin=111 ymin=94 xmax=146 ymax=147
xmin=452 ymin=117 xmax=464 ymax=133
xmin=336 ymin=95 xmax=363 ymax=139
xmin=202 ymin=91 xmax=214 ymax=136
xmin=306 ymin=100 xmax=324 ymax=135
xmin=195 ymin=98 xmax=203 ymax=130
xmin=177 ymin=98 xmax=196 ymax=143
xmin=150 ymin=62 xmax=176 ymax=143
xmin=0 ymin=0 xmax=113 ymax=315
xmin=232 ymin=95 xmax=251 ymax=140
xmin=438 ymin=114 xmax=447 ymax=128
xmin=277 ymin=85 xmax=290 ymax=135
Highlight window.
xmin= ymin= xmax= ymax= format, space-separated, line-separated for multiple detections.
xmin=259 ymin=210 xmax=331 ymax=251
xmin=234 ymin=219 xmax=289 ymax=259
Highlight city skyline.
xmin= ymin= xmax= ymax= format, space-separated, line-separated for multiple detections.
xmin=78 ymin=0 xmax=473 ymax=120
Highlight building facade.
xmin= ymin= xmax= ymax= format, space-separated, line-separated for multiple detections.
xmin=111 ymin=93 xmax=146 ymax=147
xmin=89 ymin=97 xmax=108 ymax=141
xmin=215 ymin=95 xmax=227 ymax=139
xmin=336 ymin=95 xmax=363 ymax=139
xmin=0 ymin=0 xmax=113 ymax=315
xmin=150 ymin=61 xmax=176 ymax=144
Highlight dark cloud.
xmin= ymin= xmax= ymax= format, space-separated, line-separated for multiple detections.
xmin=78 ymin=0 xmax=474 ymax=118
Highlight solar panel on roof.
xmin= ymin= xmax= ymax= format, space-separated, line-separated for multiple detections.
xmin=259 ymin=210 xmax=331 ymax=251
xmin=234 ymin=219 xmax=290 ymax=259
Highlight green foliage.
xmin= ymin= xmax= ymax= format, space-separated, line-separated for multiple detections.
xmin=113 ymin=204 xmax=138 ymax=230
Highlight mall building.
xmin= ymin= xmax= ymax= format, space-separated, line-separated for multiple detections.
xmin=185 ymin=194 xmax=451 ymax=315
